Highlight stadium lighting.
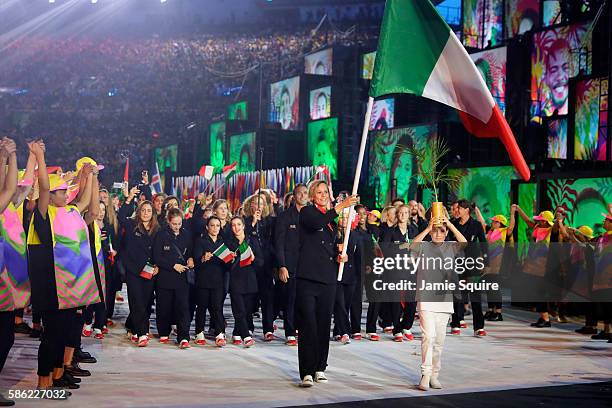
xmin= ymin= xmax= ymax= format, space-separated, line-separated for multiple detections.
xmin=161 ymin=0 xmax=167 ymax=3
xmin=91 ymin=0 xmax=98 ymax=4
xmin=49 ymin=0 xmax=55 ymax=4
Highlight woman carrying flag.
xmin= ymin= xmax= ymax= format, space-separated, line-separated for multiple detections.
xmin=193 ymin=216 xmax=231 ymax=347
xmin=295 ymin=180 xmax=357 ymax=387
xmin=227 ymin=216 xmax=262 ymax=348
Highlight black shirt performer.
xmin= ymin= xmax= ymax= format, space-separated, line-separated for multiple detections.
xmin=295 ymin=180 xmax=357 ymax=387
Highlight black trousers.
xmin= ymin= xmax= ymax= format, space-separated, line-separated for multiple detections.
xmin=451 ymin=290 xmax=484 ymax=331
xmin=296 ymin=279 xmax=336 ymax=380
xmin=391 ymin=301 xmax=416 ymax=334
xmin=278 ymin=277 xmax=297 ymax=337
xmin=37 ymin=309 xmax=68 ymax=376
xmin=126 ymin=272 xmax=155 ymax=337
xmin=349 ymin=280 xmax=362 ymax=335
xmin=0 ymin=311 xmax=15 ymax=374
xmin=156 ymin=285 xmax=190 ymax=342
xmin=105 ymin=262 xmax=116 ymax=320
xmin=230 ymin=292 xmax=255 ymax=339
xmin=65 ymin=308 xmax=82 ymax=349
xmin=366 ymin=301 xmax=381 ymax=333
xmin=333 ymin=283 xmax=355 ymax=337
xmin=84 ymin=302 xmax=106 ymax=330
xmin=257 ymin=271 xmax=275 ymax=334
xmin=195 ymin=287 xmax=224 ymax=336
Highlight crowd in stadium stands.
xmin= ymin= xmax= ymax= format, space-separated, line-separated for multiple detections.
xmin=0 ymin=25 xmax=378 ymax=183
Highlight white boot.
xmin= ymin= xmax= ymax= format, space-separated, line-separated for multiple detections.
xmin=417 ymin=375 xmax=430 ymax=391
xmin=430 ymin=375 xmax=442 ymax=389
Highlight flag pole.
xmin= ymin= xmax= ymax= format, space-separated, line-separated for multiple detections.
xmin=337 ymin=96 xmax=374 ymax=281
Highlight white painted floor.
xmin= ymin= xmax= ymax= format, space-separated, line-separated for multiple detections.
xmin=2 ymin=298 xmax=611 ymax=408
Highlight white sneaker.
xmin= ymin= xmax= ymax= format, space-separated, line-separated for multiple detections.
xmin=314 ymin=371 xmax=328 ymax=383
xmin=195 ymin=332 xmax=205 ymax=341
xmin=300 ymin=375 xmax=314 ymax=387
xmin=418 ymin=375 xmax=430 ymax=391
xmin=340 ymin=334 xmax=351 ymax=344
xmin=430 ymin=376 xmax=442 ymax=389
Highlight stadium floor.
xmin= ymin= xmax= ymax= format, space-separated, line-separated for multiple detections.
xmin=2 ymin=297 xmax=611 ymax=408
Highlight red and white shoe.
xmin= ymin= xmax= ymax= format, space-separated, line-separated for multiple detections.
xmin=460 ymin=321 xmax=468 ymax=329
xmin=102 ymin=326 xmax=109 ymax=335
xmin=130 ymin=334 xmax=138 ymax=343
xmin=403 ymin=330 xmax=414 ymax=341
xmin=232 ymin=336 xmax=242 ymax=345
xmin=366 ymin=333 xmax=380 ymax=341
xmin=383 ymin=326 xmax=394 ymax=334
xmin=243 ymin=337 xmax=255 ymax=348
xmin=179 ymin=340 xmax=191 ymax=349
xmin=82 ymin=324 xmax=93 ymax=337
xmin=352 ymin=333 xmax=362 ymax=341
xmin=94 ymin=329 xmax=104 ymax=340
xmin=159 ymin=336 xmax=170 ymax=344
xmin=264 ymin=332 xmax=274 ymax=342
xmin=286 ymin=336 xmax=297 ymax=346
xmin=393 ymin=333 xmax=403 ymax=342
xmin=340 ymin=334 xmax=351 ymax=344
xmin=215 ymin=336 xmax=227 ymax=347
xmin=451 ymin=328 xmax=461 ymax=335
xmin=195 ymin=332 xmax=206 ymax=346
xmin=115 ymin=293 xmax=124 ymax=302
xmin=106 ymin=319 xmax=114 ymax=327
xmin=137 ymin=336 xmax=149 ymax=347
xmin=475 ymin=329 xmax=487 ymax=337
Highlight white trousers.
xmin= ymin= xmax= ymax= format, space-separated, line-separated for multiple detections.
xmin=419 ymin=311 xmax=450 ymax=376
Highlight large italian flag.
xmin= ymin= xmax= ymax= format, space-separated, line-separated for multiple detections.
xmin=370 ymin=0 xmax=530 ymax=181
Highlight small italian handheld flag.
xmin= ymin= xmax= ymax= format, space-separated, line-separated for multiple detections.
xmin=222 ymin=162 xmax=238 ymax=178
xmin=238 ymin=240 xmax=255 ymax=267
xmin=213 ymin=244 xmax=234 ymax=263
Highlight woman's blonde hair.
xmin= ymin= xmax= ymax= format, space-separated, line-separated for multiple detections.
xmin=307 ymin=180 xmax=328 ymax=201
xmin=381 ymin=206 xmax=397 ymax=225
xmin=243 ymin=194 xmax=270 ymax=218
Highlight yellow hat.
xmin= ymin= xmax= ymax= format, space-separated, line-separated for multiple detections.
xmin=533 ymin=210 xmax=554 ymax=226
xmin=76 ymin=157 xmax=104 ymax=172
xmin=490 ymin=215 xmax=508 ymax=226
xmin=368 ymin=210 xmax=381 ymax=225
xmin=49 ymin=174 xmax=69 ymax=192
xmin=576 ymin=226 xmax=594 ymax=239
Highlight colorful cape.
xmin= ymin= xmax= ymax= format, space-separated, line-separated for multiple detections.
xmin=28 ymin=205 xmax=101 ymax=309
xmin=0 ymin=203 xmax=30 ymax=311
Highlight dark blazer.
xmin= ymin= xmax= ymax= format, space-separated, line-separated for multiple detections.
xmin=383 ymin=225 xmax=411 ymax=244
xmin=193 ymin=233 xmax=229 ymax=289
xmin=336 ymin=233 xmax=360 ymax=285
xmin=118 ymin=202 xmax=157 ymax=275
xmin=153 ymin=227 xmax=193 ymax=289
xmin=227 ymin=235 xmax=263 ymax=295
xmin=245 ymin=215 xmax=275 ymax=272
xmin=296 ymin=205 xmax=339 ymax=285
xmin=274 ymin=205 xmax=301 ymax=276
xmin=452 ymin=217 xmax=489 ymax=274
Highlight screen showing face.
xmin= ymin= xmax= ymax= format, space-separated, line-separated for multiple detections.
xmin=155 ymin=144 xmax=178 ymax=174
xmin=367 ymin=125 xmax=438 ymax=207
xmin=531 ymin=23 xmax=592 ymax=121
xmin=369 ymin=98 xmax=395 ymax=131
xmin=270 ymin=76 xmax=300 ymax=130
xmin=228 ymin=101 xmax=248 ymax=121
xmin=463 ymin=0 xmax=503 ymax=49
xmin=307 ymin=118 xmax=338 ymax=179
xmin=209 ymin=122 xmax=226 ymax=168
xmin=470 ymin=46 xmax=507 ymax=114
xmin=362 ymin=51 xmax=376 ymax=80
xmin=305 ymin=48 xmax=333 ymax=75
xmin=448 ymin=166 xmax=521 ymax=222
xmin=547 ymin=118 xmax=567 ymax=159
xmin=574 ymin=77 xmax=608 ymax=161
xmin=229 ymin=132 xmax=256 ymax=173
xmin=545 ymin=177 xmax=612 ymax=235
xmin=505 ymin=0 xmax=539 ymax=38
xmin=309 ymin=86 xmax=331 ymax=120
